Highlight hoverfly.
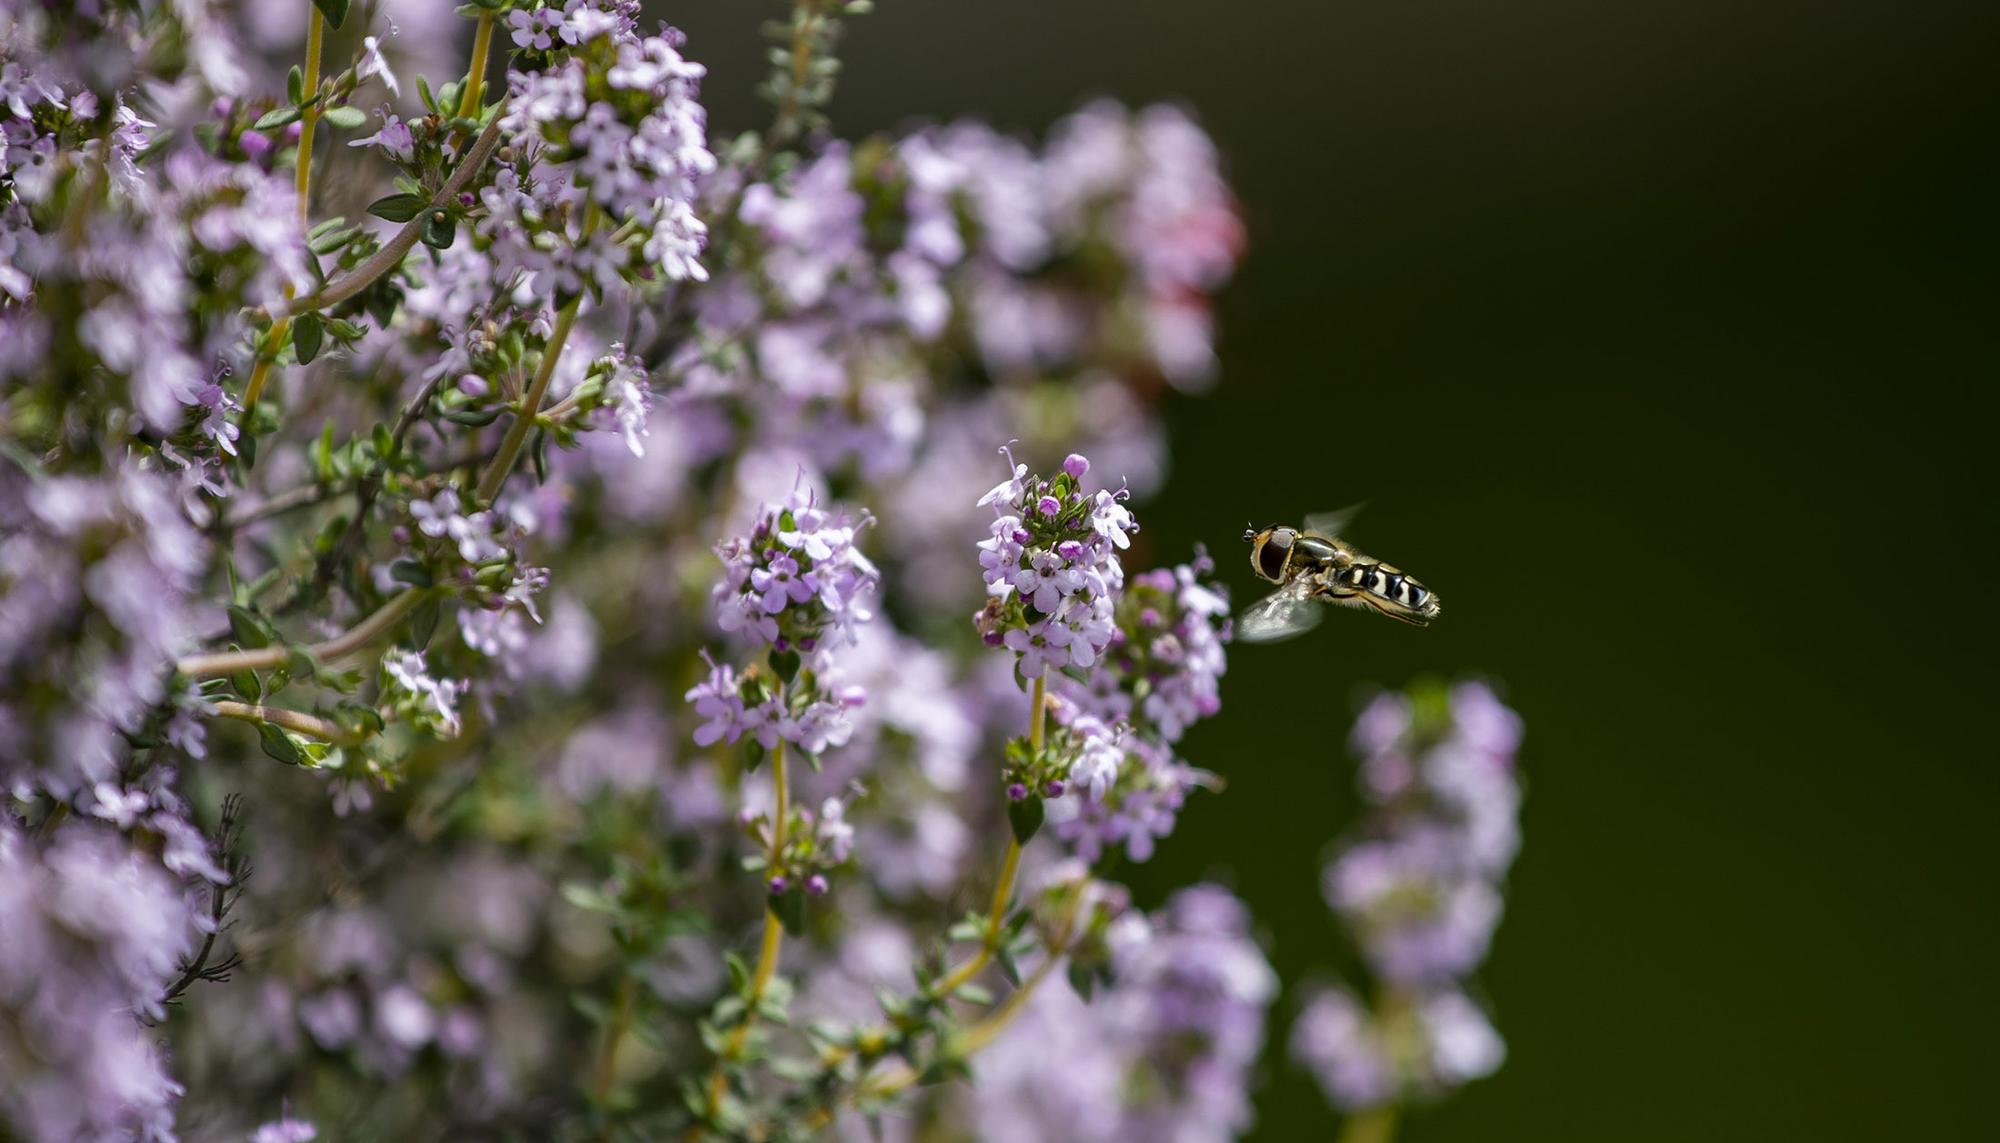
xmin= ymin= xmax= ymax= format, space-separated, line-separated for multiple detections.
xmin=1238 ymin=507 xmax=1441 ymax=642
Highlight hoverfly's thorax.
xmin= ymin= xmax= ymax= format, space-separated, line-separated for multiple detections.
xmin=1291 ymin=535 xmax=1343 ymax=571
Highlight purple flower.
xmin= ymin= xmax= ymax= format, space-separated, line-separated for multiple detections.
xmin=348 ymin=113 xmax=415 ymax=165
xmin=710 ymin=487 xmax=878 ymax=654
xmin=358 ymin=34 xmax=400 ymax=98
xmin=0 ymin=823 xmax=200 ymax=1139
xmin=1297 ymin=679 xmax=1523 ymax=1112
xmin=685 ymin=655 xmax=747 ymax=747
xmin=486 ymin=16 xmax=714 ymax=300
xmin=751 ymin=551 xmax=813 ymax=613
xmin=1290 ymin=987 xmax=1394 ymax=1110
xmin=967 ymin=884 xmax=1274 ymax=1140
xmin=383 ymin=650 xmax=466 ymax=738
xmin=814 ymin=797 xmax=854 ymax=863
xmin=251 ymin=1111 xmax=319 ymax=1143
xmin=975 ymin=445 xmax=1136 ymax=680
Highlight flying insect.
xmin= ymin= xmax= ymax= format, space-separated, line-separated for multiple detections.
xmin=1238 ymin=508 xmax=1441 ymax=641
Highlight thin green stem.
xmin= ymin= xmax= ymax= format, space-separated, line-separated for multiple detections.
xmin=1338 ymin=1105 xmax=1400 ymax=1143
xmin=295 ymin=9 xmax=324 ymax=228
xmin=176 ymin=586 xmax=429 ymax=678
xmin=592 ymin=974 xmax=637 ymax=1110
xmin=858 ymin=878 xmax=1090 ymax=1106
xmin=254 ymin=116 xmax=507 ymax=324
xmin=703 ymin=741 xmax=791 ymax=1116
xmin=458 ymin=12 xmax=495 ymax=117
xmin=475 ymin=204 xmax=600 ymax=503
xmin=475 ymin=297 xmax=578 ymax=502
xmin=209 ymin=700 xmax=365 ymax=746
xmin=934 ymin=669 xmax=1046 ymax=997
xmin=243 ymin=6 xmax=323 ymax=412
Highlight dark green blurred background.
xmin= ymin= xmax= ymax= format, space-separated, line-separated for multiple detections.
xmin=666 ymin=2 xmax=1999 ymax=1137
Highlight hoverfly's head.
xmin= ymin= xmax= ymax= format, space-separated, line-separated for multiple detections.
xmin=1246 ymin=525 xmax=1297 ymax=583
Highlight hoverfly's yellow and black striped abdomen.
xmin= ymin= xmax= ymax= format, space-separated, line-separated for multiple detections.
xmin=1340 ymin=559 xmax=1435 ymax=614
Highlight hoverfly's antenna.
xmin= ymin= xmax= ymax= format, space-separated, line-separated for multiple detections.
xmin=1241 ymin=524 xmax=1258 ymax=543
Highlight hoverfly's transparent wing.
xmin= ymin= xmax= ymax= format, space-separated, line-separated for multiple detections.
xmin=1236 ymin=581 xmax=1325 ymax=643
xmin=1303 ymin=504 xmax=1366 ymax=539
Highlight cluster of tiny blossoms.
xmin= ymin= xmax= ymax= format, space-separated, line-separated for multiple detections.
xmin=484 ymin=0 xmax=715 ymax=302
xmin=1290 ymin=681 xmax=1524 ymax=1112
xmin=975 ymin=447 xmax=1136 ymax=678
xmin=1043 ymin=550 xmax=1232 ymax=863
xmin=688 ymin=489 xmax=877 ymax=750
xmin=0 ymin=822 xmax=201 ymax=1142
xmin=965 ymin=884 xmax=1277 ymax=1141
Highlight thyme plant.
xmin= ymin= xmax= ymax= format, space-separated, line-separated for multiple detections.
xmin=0 ymin=2 xmax=1521 ymax=1139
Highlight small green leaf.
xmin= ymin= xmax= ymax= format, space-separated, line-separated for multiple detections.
xmin=409 ymin=595 xmax=440 ymax=649
xmin=417 ymin=74 xmax=436 ymax=114
xmin=560 ymin=883 xmax=617 ymax=913
xmin=1006 ymin=794 xmax=1044 ymax=845
xmin=773 ymin=887 xmax=806 ymax=938
xmin=231 ymin=669 xmax=262 ymax=703
xmin=743 ymin=738 xmax=765 ymax=773
xmin=321 ymin=105 xmax=367 ymax=130
xmin=366 ymin=193 xmax=428 ymax=223
xmin=311 ymin=0 xmax=351 ymax=30
xmin=572 ymin=994 xmax=612 ymax=1025
xmin=770 ymin=649 xmax=801 ymax=685
xmin=252 ymin=105 xmax=302 ymax=131
xmin=364 ymin=290 xmax=398 ymax=330
xmin=308 ymin=225 xmax=357 ymax=255
xmin=226 ymin=605 xmax=272 ymax=649
xmin=953 ymin=982 xmax=993 ymax=1005
xmin=388 ymin=559 xmax=433 ymax=587
xmin=292 ymin=312 xmax=323 ymax=364
xmin=258 ymin=724 xmax=302 ymax=766
xmin=287 ymin=66 xmax=304 ymax=106
xmin=420 ymin=209 xmax=456 ymax=250
xmin=1068 ymin=959 xmax=1096 ymax=1002
xmin=313 ymin=421 xmax=335 ymax=480
xmin=444 ymin=407 xmax=502 ymax=427
xmin=371 ymin=423 xmax=394 ymax=457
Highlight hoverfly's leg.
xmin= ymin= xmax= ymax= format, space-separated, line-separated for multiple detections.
xmin=1306 ymin=577 xmax=1356 ymax=602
